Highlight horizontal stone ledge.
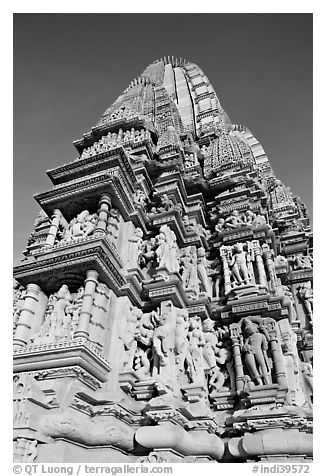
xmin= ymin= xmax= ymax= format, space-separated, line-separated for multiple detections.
xmin=13 ymin=339 xmax=111 ymax=382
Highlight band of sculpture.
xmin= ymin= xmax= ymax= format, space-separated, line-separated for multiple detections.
xmin=13 ymin=57 xmax=313 ymax=463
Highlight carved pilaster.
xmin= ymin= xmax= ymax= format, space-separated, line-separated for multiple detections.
xmin=262 ymin=318 xmax=287 ymax=389
xmin=74 ymin=270 xmax=99 ymax=340
xmin=95 ymin=194 xmax=112 ymax=235
xmin=262 ymin=243 xmax=277 ymax=293
xmin=45 ymin=208 xmax=61 ymax=247
xmin=220 ymin=246 xmax=232 ymax=295
xmin=13 ymin=283 xmax=41 ymax=348
xmin=229 ymin=323 xmax=244 ymax=392
xmin=252 ymin=240 xmax=267 ymax=287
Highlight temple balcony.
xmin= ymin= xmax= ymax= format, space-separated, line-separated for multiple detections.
xmin=35 ymin=165 xmax=135 ymax=224
xmin=13 ymin=233 xmax=126 ymax=296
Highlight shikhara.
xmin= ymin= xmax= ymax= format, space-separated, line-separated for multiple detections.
xmin=13 ymin=56 xmax=312 ymax=463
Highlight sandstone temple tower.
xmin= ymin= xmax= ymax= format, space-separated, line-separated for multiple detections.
xmin=13 ymin=57 xmax=313 ymax=463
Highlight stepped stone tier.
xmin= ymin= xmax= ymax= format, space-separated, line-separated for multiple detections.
xmin=13 ymin=56 xmax=313 ymax=463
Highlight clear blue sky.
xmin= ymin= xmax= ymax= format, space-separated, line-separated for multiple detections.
xmin=13 ymin=13 xmax=312 ymax=263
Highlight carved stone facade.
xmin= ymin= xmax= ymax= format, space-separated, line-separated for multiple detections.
xmin=13 ymin=56 xmax=312 ymax=463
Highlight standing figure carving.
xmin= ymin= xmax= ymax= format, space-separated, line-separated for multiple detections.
xmin=69 ymin=286 xmax=84 ymax=338
xmin=174 ymin=308 xmax=189 ymax=374
xmin=152 ymin=301 xmax=177 ymax=368
xmin=241 ymin=318 xmax=271 ymax=386
xmin=52 ymin=285 xmax=73 ymax=340
xmin=186 ymin=315 xmax=206 ymax=385
xmin=120 ymin=305 xmax=142 ymax=371
xmin=180 ymin=246 xmax=199 ymax=293
xmin=298 ymin=282 xmax=313 ymax=326
xmin=155 ymin=225 xmax=179 ymax=273
xmin=228 ymin=243 xmax=250 ymax=286
xmin=197 ymin=247 xmax=212 ymax=297
xmin=127 ymin=228 xmax=144 ymax=268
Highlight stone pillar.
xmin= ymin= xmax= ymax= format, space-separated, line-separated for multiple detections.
xmin=95 ymin=194 xmax=112 ymax=235
xmin=13 ymin=284 xmax=41 ymax=348
xmin=74 ymin=270 xmax=99 ymax=340
xmin=89 ymin=283 xmax=110 ymax=348
xmin=45 ymin=209 xmax=61 ymax=247
xmin=229 ymin=323 xmax=244 ymax=392
xmin=252 ymin=241 xmax=267 ymax=287
xmin=220 ymin=246 xmax=232 ymax=295
xmin=262 ymin=318 xmax=287 ymax=389
xmin=262 ymin=244 xmax=277 ymax=293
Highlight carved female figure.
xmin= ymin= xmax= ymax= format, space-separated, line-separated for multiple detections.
xmin=186 ymin=315 xmax=206 ymax=384
xmin=202 ymin=317 xmax=218 ymax=370
xmin=174 ymin=309 xmax=189 ymax=371
xmin=156 ymin=225 xmax=179 ymax=273
xmin=120 ymin=305 xmax=142 ymax=371
xmin=298 ymin=282 xmax=313 ymax=324
xmin=153 ymin=302 xmax=177 ymax=367
xmin=53 ymin=285 xmax=73 ymax=340
xmin=127 ymin=228 xmax=144 ymax=268
xmin=133 ymin=348 xmax=151 ymax=379
xmin=197 ymin=247 xmax=212 ymax=297
xmin=155 ymin=229 xmax=170 ymax=269
xmin=180 ymin=247 xmax=199 ymax=293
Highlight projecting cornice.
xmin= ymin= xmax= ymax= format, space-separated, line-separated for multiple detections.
xmin=35 ymin=168 xmax=135 ymax=222
xmin=46 ymin=146 xmax=137 ymax=186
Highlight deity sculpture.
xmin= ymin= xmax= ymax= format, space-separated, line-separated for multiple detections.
xmin=211 ymin=258 xmax=224 ymax=299
xmin=133 ymin=348 xmax=151 ymax=379
xmin=228 ymin=243 xmax=250 ymax=286
xmin=107 ymin=209 xmax=120 ymax=245
xmin=152 ymin=301 xmax=177 ymax=368
xmin=281 ymin=332 xmax=306 ymax=406
xmin=155 ymin=225 xmax=179 ymax=273
xmin=127 ymin=228 xmax=144 ymax=268
xmin=139 ymin=238 xmax=157 ymax=272
xmin=298 ymin=282 xmax=313 ymax=325
xmin=197 ymin=247 xmax=212 ymax=297
xmin=52 ymin=285 xmax=73 ymax=340
xmin=241 ymin=318 xmax=271 ymax=386
xmin=300 ymin=362 xmax=313 ymax=399
xmin=174 ymin=309 xmax=190 ymax=373
xmin=280 ymin=285 xmax=298 ymax=322
xmin=69 ymin=286 xmax=84 ymax=339
xmin=120 ymin=305 xmax=143 ymax=371
xmin=180 ymin=247 xmax=199 ymax=294
xmin=31 ymin=285 xmax=84 ymax=345
xmin=186 ymin=315 xmax=206 ymax=385
xmin=202 ymin=318 xmax=218 ymax=371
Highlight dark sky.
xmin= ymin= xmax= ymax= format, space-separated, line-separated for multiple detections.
xmin=13 ymin=13 xmax=312 ymax=263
